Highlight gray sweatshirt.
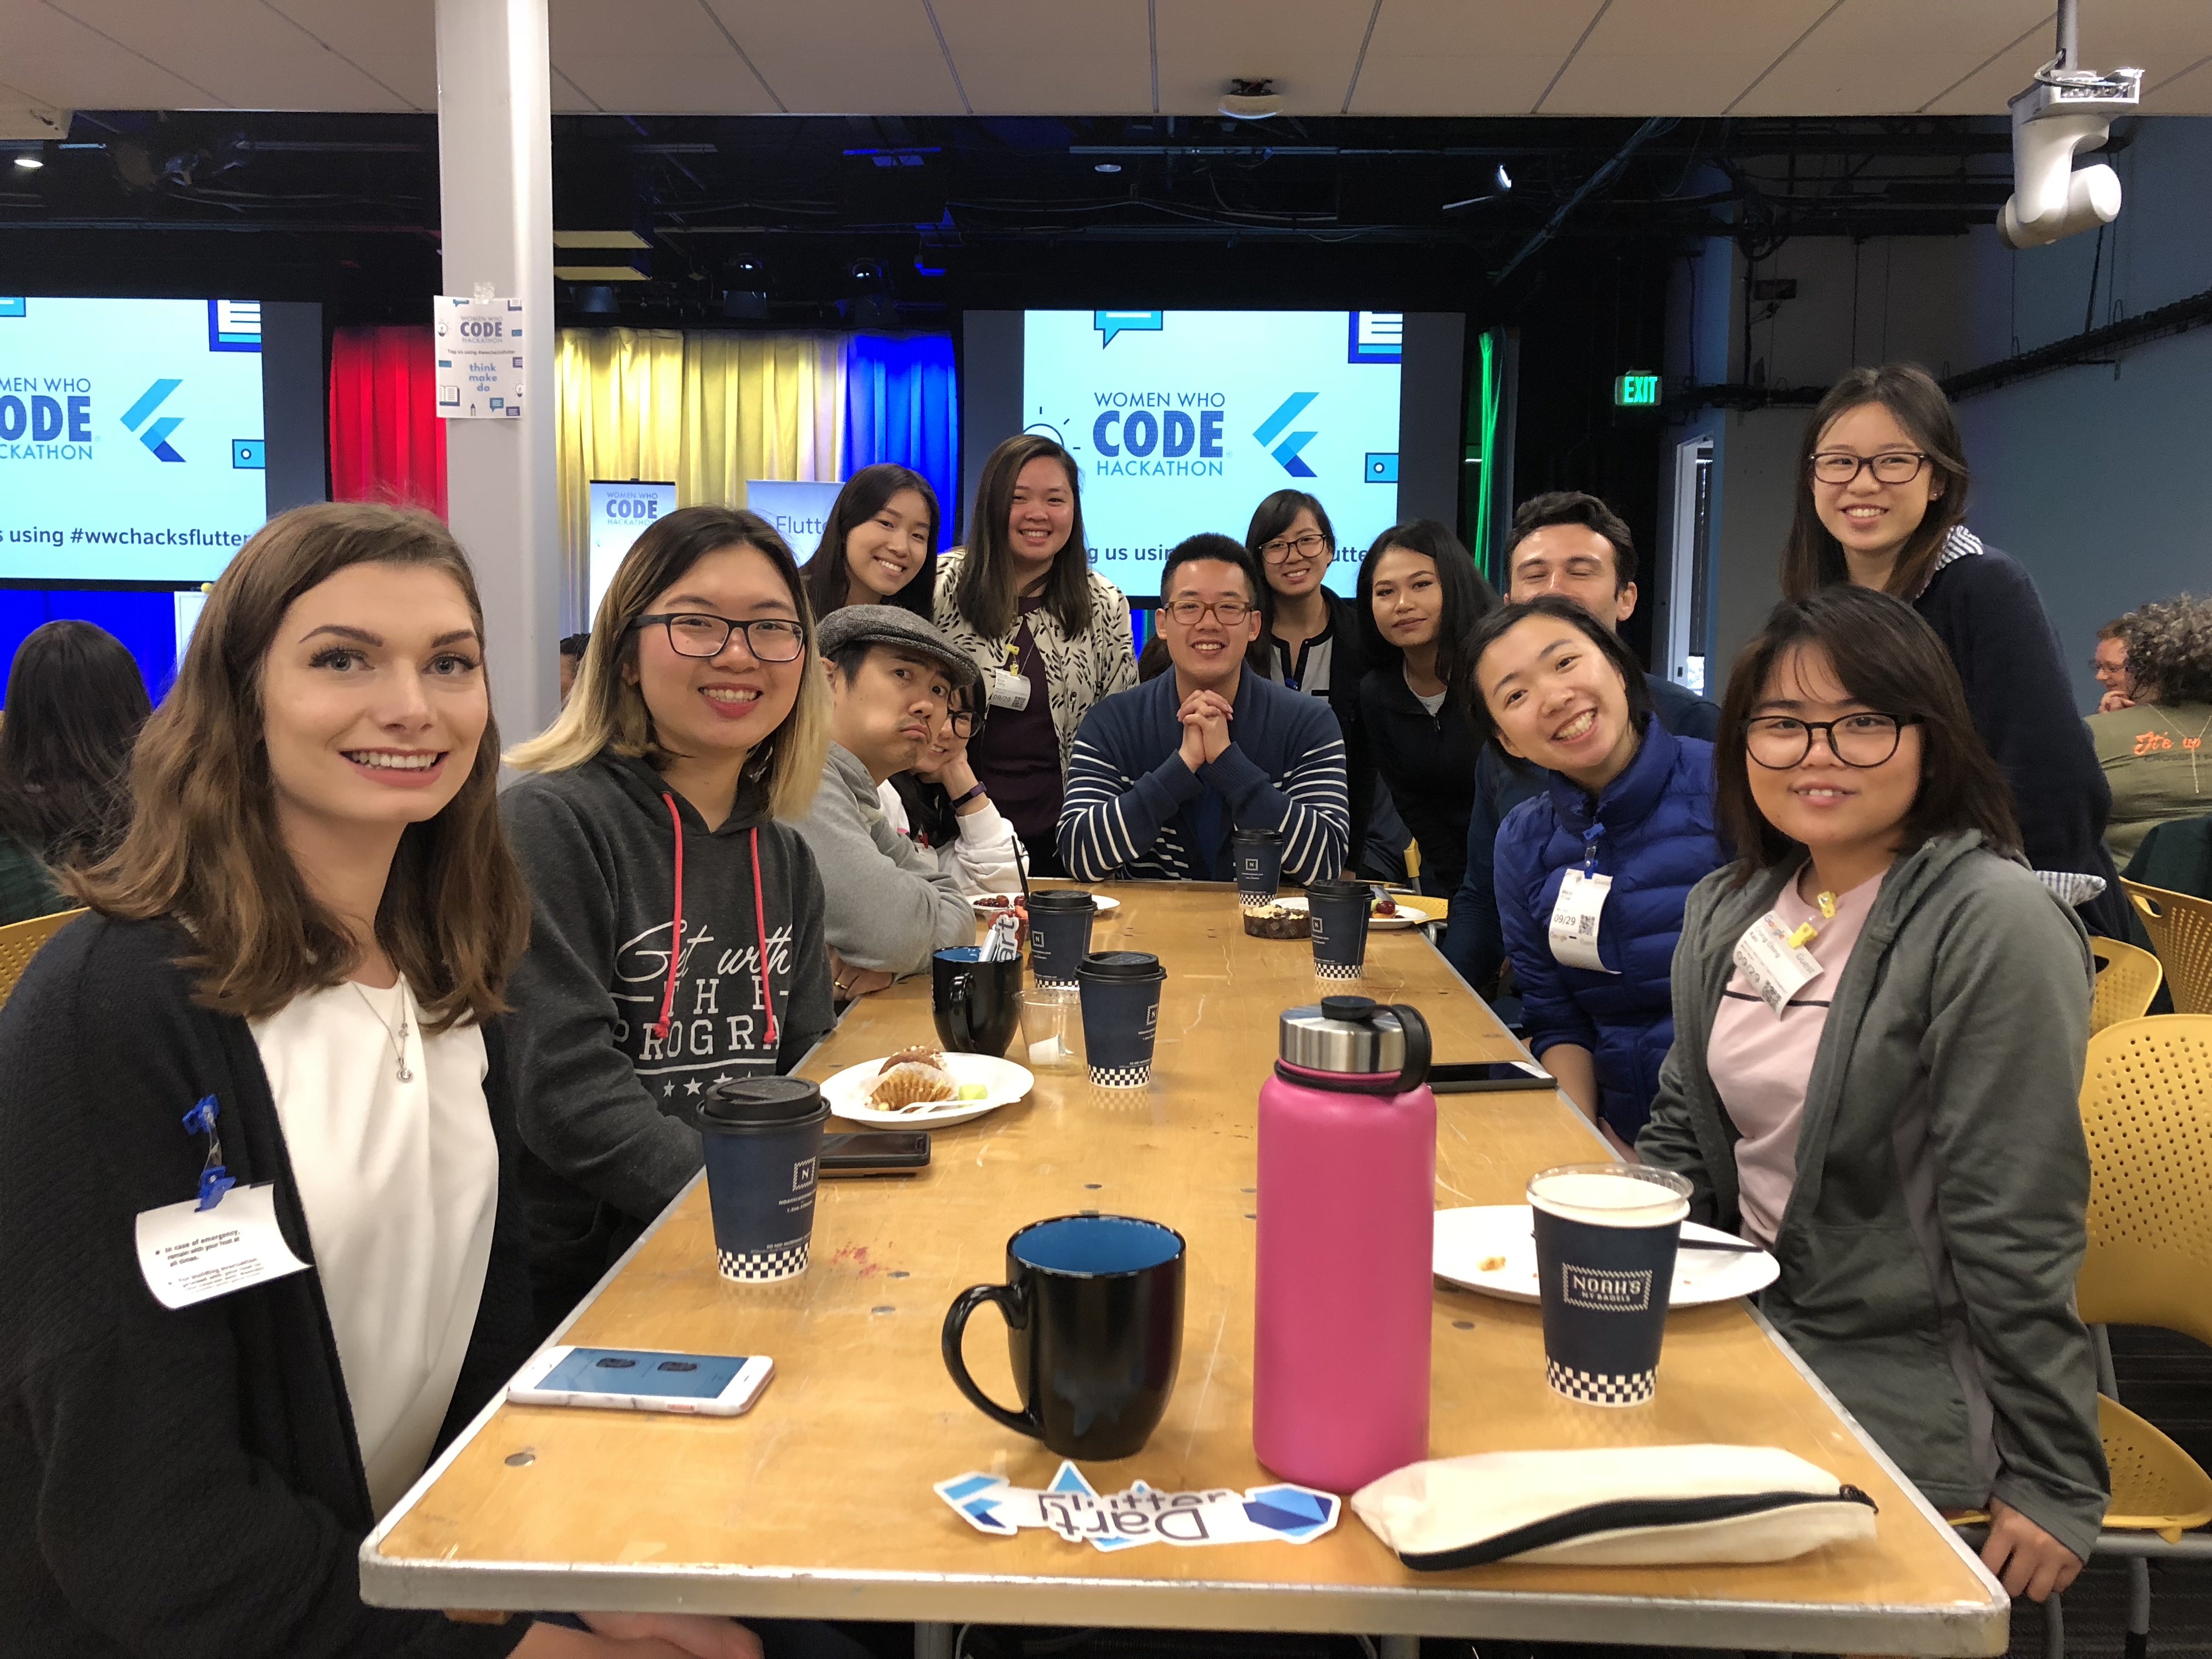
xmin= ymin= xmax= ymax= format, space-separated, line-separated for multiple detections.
xmin=502 ymin=750 xmax=834 ymax=1330
xmin=785 ymin=742 xmax=975 ymax=977
xmin=1638 ymin=832 xmax=2108 ymax=1558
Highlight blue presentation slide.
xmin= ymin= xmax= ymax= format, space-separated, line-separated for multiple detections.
xmin=0 ymin=297 xmax=268 ymax=582
xmin=1022 ymin=310 xmax=1402 ymax=597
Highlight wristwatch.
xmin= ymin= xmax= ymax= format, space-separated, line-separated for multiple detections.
xmin=950 ymin=782 xmax=990 ymax=810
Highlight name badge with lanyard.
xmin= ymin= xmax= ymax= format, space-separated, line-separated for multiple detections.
xmin=133 ymin=1094 xmax=309 ymax=1311
xmin=1548 ymin=823 xmax=1619 ymax=974
xmin=1733 ymin=888 xmax=1839 ymax=1017
xmin=988 ymin=639 xmax=1032 ymax=712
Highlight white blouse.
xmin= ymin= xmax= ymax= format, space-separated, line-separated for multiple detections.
xmin=251 ymin=978 xmax=498 ymax=1517
xmin=877 ymin=777 xmax=1025 ymax=898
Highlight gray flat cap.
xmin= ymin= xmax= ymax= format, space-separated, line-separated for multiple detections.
xmin=815 ymin=603 xmax=979 ymax=687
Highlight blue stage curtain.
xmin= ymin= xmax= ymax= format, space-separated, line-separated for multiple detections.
xmin=0 ymin=590 xmax=179 ymax=707
xmin=842 ymin=334 xmax=959 ymax=548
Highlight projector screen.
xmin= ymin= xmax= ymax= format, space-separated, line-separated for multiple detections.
xmin=0 ymin=297 xmax=320 ymax=584
xmin=986 ymin=309 xmax=1457 ymax=599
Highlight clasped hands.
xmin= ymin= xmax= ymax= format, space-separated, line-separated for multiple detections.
xmin=1176 ymin=689 xmax=1235 ymax=771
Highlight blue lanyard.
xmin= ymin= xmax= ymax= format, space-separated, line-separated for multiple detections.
xmin=181 ymin=1094 xmax=234 ymax=1210
xmin=1580 ymin=821 xmax=1607 ymax=876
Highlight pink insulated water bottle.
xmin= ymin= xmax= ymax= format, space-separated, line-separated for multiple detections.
xmin=1254 ymin=996 xmax=1435 ymax=1493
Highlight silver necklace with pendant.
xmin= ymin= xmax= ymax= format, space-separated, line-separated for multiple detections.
xmin=353 ymin=979 xmax=415 ymax=1083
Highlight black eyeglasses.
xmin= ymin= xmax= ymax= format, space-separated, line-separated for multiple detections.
xmin=1809 ymin=452 xmax=1931 ymax=486
xmin=633 ymin=612 xmax=807 ymax=662
xmin=1260 ymin=532 xmax=1331 ymax=563
xmin=1163 ymin=598 xmax=1255 ymax=626
xmin=1745 ymin=713 xmax=1918 ymax=769
xmin=945 ymin=707 xmax=983 ymax=740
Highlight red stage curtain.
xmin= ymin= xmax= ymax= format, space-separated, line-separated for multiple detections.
xmin=328 ymin=325 xmax=447 ymax=516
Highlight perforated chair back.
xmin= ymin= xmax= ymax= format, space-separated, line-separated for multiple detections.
xmin=0 ymin=907 xmax=84 ymax=1012
xmin=2123 ymin=879 xmax=2212 ymax=1015
xmin=2090 ymin=936 xmax=2163 ymax=1032
xmin=2075 ymin=1015 xmax=2212 ymax=1350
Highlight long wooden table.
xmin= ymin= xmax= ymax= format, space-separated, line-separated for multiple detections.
xmin=364 ymin=882 xmax=2008 ymax=1654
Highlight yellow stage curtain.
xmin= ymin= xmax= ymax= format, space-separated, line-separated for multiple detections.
xmin=555 ymin=328 xmax=849 ymax=613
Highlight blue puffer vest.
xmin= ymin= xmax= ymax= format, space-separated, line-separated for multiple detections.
xmin=1493 ymin=721 xmax=1725 ymax=1141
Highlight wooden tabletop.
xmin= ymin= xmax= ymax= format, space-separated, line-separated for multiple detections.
xmin=364 ymin=882 xmax=2008 ymax=1654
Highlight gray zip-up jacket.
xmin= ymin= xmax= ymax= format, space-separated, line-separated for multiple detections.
xmin=785 ymin=742 xmax=975 ymax=977
xmin=1638 ymin=832 xmax=2109 ymax=1559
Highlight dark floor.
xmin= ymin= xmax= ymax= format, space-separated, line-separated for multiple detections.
xmin=840 ymin=1327 xmax=2212 ymax=1659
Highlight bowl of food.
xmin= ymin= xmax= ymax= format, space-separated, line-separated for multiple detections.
xmin=1242 ymin=900 xmax=1312 ymax=940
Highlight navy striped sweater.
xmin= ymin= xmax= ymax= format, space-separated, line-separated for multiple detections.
xmin=1057 ymin=667 xmax=1349 ymax=883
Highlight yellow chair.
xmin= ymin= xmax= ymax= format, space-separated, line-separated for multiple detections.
xmin=2121 ymin=879 xmax=2212 ymax=1015
xmin=2089 ymin=937 xmax=2163 ymax=1033
xmin=0 ymin=907 xmax=83 ymax=1011
xmin=2070 ymin=1017 xmax=2212 ymax=1658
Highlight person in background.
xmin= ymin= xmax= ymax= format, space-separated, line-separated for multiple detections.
xmin=504 ymin=506 xmax=835 ymax=1336
xmin=798 ymin=462 xmax=940 ymax=622
xmin=787 ymin=606 xmax=980 ymax=998
xmin=1060 ymin=535 xmax=1347 ymax=884
xmin=1640 ymin=585 xmax=2104 ymax=1605
xmin=557 ymin=631 xmax=590 ymax=703
xmin=2086 ymin=595 xmax=2212 ymax=864
xmin=1355 ymin=520 xmax=1498 ymax=900
xmin=879 ymin=678 xmax=1023 ymax=899
xmin=2093 ymin=616 xmax=2136 ymax=713
xmin=0 ymin=502 xmax=760 ymax=1659
xmin=936 ymin=435 xmax=1137 ymax=877
xmin=1779 ymin=361 xmax=2126 ymax=938
xmin=0 ymin=619 xmax=150 ymax=925
xmin=1445 ymin=492 xmax=1719 ymax=991
xmin=1472 ymin=596 xmax=1724 ymax=1147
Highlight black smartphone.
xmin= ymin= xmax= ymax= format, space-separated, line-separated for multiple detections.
xmin=1429 ymin=1059 xmax=1554 ymax=1093
xmin=819 ymin=1131 xmax=931 ymax=1176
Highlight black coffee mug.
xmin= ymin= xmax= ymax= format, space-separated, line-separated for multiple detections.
xmin=1233 ymin=828 xmax=1284 ymax=911
xmin=941 ymin=1214 xmax=1186 ymax=1460
xmin=1307 ymin=878 xmax=1372 ymax=980
xmin=932 ymin=946 xmax=1024 ymax=1057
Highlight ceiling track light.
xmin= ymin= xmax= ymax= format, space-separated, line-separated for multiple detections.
xmin=1218 ymin=78 xmax=1282 ymax=121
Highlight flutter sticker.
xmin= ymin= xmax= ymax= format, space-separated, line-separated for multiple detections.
xmin=934 ymin=1460 xmax=1339 ymax=1552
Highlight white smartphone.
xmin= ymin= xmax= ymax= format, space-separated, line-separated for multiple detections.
xmin=506 ymin=1346 xmax=774 ymax=1417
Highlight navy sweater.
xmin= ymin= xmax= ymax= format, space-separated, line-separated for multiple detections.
xmin=1058 ymin=665 xmax=1349 ymax=883
xmin=1493 ymin=722 xmax=1728 ymax=1141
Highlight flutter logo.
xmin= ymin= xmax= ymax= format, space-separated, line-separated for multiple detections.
xmin=1253 ymin=392 xmax=1319 ymax=478
xmin=120 ymin=379 xmax=186 ymax=462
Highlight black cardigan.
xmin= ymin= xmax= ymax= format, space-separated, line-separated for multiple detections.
xmin=0 ymin=915 xmax=534 ymax=1659
xmin=1357 ymin=666 xmax=1480 ymax=899
xmin=1915 ymin=546 xmax=2127 ymax=939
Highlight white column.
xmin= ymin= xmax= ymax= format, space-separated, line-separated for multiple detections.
xmin=435 ymin=0 xmax=561 ymax=748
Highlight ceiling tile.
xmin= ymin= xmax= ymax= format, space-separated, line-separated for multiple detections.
xmin=929 ymin=0 xmax=1152 ymax=114
xmin=0 ymin=0 xmax=230 ymax=107
xmin=1729 ymin=0 xmax=2051 ymax=116
xmin=702 ymin=0 xmax=966 ymax=114
xmin=1154 ymin=0 xmax=1375 ymax=115
xmin=1541 ymin=0 xmax=1839 ymax=115
xmin=264 ymin=0 xmax=438 ymax=109
xmin=1346 ymin=0 xmax=1598 ymax=115
xmin=554 ymin=0 xmax=783 ymax=112
xmin=44 ymin=0 xmax=410 ymax=110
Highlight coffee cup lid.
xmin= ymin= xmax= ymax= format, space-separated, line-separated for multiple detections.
xmin=1078 ymin=949 xmax=1164 ymax=981
xmin=1027 ymin=890 xmax=1097 ymax=911
xmin=699 ymin=1076 xmax=822 ymax=1125
xmin=1306 ymin=878 xmax=1370 ymax=901
xmin=1232 ymin=828 xmax=1283 ymax=845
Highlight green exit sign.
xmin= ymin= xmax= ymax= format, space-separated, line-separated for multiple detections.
xmin=1613 ymin=371 xmax=1660 ymax=407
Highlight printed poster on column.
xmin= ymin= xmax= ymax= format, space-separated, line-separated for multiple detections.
xmin=434 ymin=296 xmax=526 ymax=419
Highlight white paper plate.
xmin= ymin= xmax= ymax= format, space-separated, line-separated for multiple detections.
xmin=1432 ymin=1204 xmax=1779 ymax=1308
xmin=1261 ymin=894 xmax=1441 ymax=931
xmin=821 ymin=1052 xmax=1035 ymax=1127
xmin=972 ymin=893 xmax=1120 ymax=917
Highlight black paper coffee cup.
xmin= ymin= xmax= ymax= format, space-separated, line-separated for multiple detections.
xmin=1527 ymin=1164 xmax=1692 ymax=1406
xmin=1233 ymin=829 xmax=1284 ymax=911
xmin=1026 ymin=890 xmax=1098 ymax=987
xmin=1076 ymin=950 xmax=1167 ymax=1087
xmin=696 ymin=1077 xmax=829 ymax=1282
xmin=1306 ymin=878 xmax=1372 ymax=980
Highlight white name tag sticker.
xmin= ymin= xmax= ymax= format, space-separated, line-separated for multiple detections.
xmin=987 ymin=669 xmax=1032 ymax=712
xmin=1548 ymin=869 xmax=1617 ymax=973
xmin=1734 ymin=913 xmax=1825 ymax=1017
xmin=135 ymin=1183 xmax=310 ymax=1311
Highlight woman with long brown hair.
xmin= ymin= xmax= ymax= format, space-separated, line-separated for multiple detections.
xmin=1641 ymin=585 xmax=2104 ymax=1606
xmin=1779 ymin=361 xmax=2124 ymax=937
xmin=935 ymin=434 xmax=1136 ymax=876
xmin=0 ymin=503 xmax=756 ymax=1658
xmin=795 ymin=461 xmax=939 ymax=621
xmin=504 ymin=505 xmax=834 ymax=1333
